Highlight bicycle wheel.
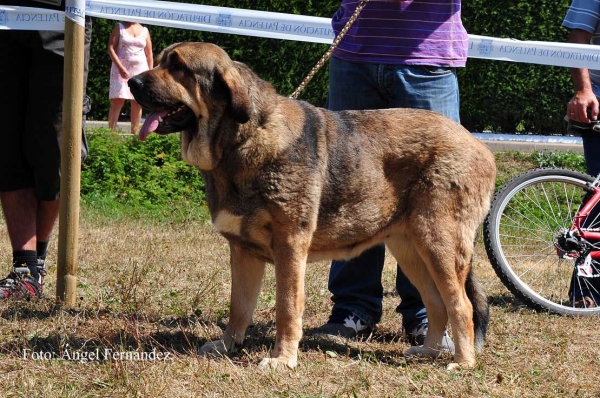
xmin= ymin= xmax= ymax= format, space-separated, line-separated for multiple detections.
xmin=484 ymin=168 xmax=600 ymax=316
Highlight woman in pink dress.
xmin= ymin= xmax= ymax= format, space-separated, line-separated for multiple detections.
xmin=107 ymin=22 xmax=153 ymax=135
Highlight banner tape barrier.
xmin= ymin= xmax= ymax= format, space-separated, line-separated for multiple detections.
xmin=66 ymin=0 xmax=85 ymax=26
xmin=1 ymin=1 xmax=599 ymax=70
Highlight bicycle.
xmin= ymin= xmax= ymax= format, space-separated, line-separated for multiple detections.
xmin=483 ymin=117 xmax=600 ymax=316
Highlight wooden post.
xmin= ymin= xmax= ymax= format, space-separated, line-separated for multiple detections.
xmin=56 ymin=2 xmax=86 ymax=306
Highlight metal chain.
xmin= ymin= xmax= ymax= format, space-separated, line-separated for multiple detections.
xmin=289 ymin=0 xmax=370 ymax=100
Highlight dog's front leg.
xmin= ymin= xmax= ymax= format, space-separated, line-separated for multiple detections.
xmin=259 ymin=237 xmax=308 ymax=369
xmin=199 ymin=243 xmax=265 ymax=357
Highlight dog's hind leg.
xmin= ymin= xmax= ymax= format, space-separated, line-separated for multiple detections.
xmin=385 ymin=238 xmax=450 ymax=359
xmin=404 ymin=215 xmax=481 ymax=370
xmin=199 ymin=243 xmax=265 ymax=357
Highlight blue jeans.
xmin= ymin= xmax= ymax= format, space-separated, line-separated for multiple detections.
xmin=327 ymin=56 xmax=461 ymax=329
xmin=570 ymin=98 xmax=600 ymax=302
xmin=582 ymin=129 xmax=600 ymax=177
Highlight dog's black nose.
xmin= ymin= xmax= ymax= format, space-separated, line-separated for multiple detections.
xmin=128 ymin=76 xmax=143 ymax=92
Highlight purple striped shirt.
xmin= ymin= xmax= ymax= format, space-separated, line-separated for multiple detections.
xmin=331 ymin=0 xmax=468 ymax=67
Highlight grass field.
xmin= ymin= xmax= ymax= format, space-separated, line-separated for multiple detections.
xmin=0 ymin=150 xmax=598 ymax=397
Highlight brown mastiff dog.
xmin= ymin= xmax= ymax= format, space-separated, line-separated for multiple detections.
xmin=128 ymin=42 xmax=496 ymax=370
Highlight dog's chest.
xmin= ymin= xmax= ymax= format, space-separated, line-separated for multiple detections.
xmin=211 ymin=207 xmax=275 ymax=260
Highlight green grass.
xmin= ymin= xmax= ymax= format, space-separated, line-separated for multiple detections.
xmin=494 ymin=150 xmax=587 ymax=188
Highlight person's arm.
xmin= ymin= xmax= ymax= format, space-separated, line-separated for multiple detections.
xmin=145 ymin=29 xmax=154 ymax=69
xmin=567 ymin=28 xmax=598 ymax=122
xmin=107 ymin=24 xmax=129 ymax=79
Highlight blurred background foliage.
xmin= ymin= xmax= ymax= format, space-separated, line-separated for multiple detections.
xmin=86 ymin=0 xmax=574 ymax=134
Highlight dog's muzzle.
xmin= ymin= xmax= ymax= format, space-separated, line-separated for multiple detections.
xmin=128 ymin=76 xmax=145 ymax=99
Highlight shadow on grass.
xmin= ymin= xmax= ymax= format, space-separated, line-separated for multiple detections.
xmin=0 ymin=308 xmax=454 ymax=369
xmin=0 ymin=296 xmax=538 ymax=367
xmin=0 ymin=303 xmax=208 ymax=358
xmin=298 ymin=327 xmax=417 ymax=367
xmin=488 ymin=293 xmax=537 ymax=313
xmin=1 ymin=329 xmax=202 ymax=358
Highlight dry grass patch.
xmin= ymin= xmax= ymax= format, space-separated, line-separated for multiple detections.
xmin=0 ymin=150 xmax=598 ymax=396
xmin=0 ymin=217 xmax=598 ymax=397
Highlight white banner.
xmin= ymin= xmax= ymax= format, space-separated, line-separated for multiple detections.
xmin=0 ymin=6 xmax=65 ymax=30
xmin=2 ymin=1 xmax=600 ymax=70
xmin=88 ymin=0 xmax=334 ymax=44
xmin=469 ymin=35 xmax=600 ymax=69
xmin=66 ymin=0 xmax=86 ymax=26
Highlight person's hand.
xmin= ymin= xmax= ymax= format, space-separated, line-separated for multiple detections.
xmin=567 ymin=89 xmax=599 ymax=123
xmin=119 ymin=68 xmax=130 ymax=80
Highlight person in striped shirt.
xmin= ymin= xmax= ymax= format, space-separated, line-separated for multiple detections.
xmin=315 ymin=0 xmax=464 ymax=352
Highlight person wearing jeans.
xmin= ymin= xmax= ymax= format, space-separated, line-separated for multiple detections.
xmin=316 ymin=0 xmax=467 ymax=350
xmin=563 ymin=0 xmax=600 ymax=307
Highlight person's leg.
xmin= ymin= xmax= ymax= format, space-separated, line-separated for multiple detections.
xmin=581 ymin=130 xmax=600 ymax=177
xmin=389 ymin=65 xmax=461 ymax=123
xmin=0 ymin=189 xmax=54 ymax=299
xmin=572 ymin=129 xmax=600 ymax=306
xmin=386 ymin=65 xmax=460 ymax=343
xmin=12 ymin=29 xmax=66 ymax=296
xmin=317 ymin=57 xmax=389 ymax=336
xmin=0 ymin=189 xmax=38 ymax=252
xmin=326 ymin=246 xmax=386 ymax=330
xmin=37 ymin=200 xmax=60 ymax=244
xmin=108 ymin=98 xmax=125 ymax=130
xmin=0 ymin=30 xmax=59 ymax=298
xmin=394 ymin=264 xmax=428 ymax=337
xmin=130 ymin=100 xmax=143 ymax=135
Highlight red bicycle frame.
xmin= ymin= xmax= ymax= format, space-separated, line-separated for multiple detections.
xmin=571 ymin=184 xmax=600 ymax=259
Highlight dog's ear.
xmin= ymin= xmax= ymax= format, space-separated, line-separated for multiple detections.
xmin=219 ymin=66 xmax=252 ymax=124
xmin=156 ymin=42 xmax=182 ymax=65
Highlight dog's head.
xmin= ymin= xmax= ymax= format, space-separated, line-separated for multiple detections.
xmin=128 ymin=42 xmax=253 ymax=169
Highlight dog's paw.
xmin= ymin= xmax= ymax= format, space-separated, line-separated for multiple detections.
xmin=446 ymin=362 xmax=462 ymax=371
xmin=446 ymin=359 xmax=477 ymax=371
xmin=198 ymin=339 xmax=233 ymax=357
xmin=258 ymin=357 xmax=297 ymax=369
xmin=446 ymin=357 xmax=477 ymax=371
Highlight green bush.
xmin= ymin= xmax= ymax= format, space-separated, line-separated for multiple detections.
xmin=460 ymin=0 xmax=573 ymax=134
xmin=86 ymin=0 xmax=575 ymax=134
xmin=531 ymin=151 xmax=587 ymax=171
xmin=81 ymin=129 xmax=207 ymax=220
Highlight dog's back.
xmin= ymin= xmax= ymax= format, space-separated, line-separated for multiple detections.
xmin=308 ymin=106 xmax=495 ymax=261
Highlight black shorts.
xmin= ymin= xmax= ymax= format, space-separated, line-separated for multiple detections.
xmin=0 ymin=21 xmax=91 ymax=201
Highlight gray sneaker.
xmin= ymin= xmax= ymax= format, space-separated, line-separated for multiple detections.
xmin=315 ymin=310 xmax=375 ymax=339
xmin=405 ymin=322 xmax=455 ymax=353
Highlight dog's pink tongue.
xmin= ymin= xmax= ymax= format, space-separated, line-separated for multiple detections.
xmin=139 ymin=111 xmax=168 ymax=141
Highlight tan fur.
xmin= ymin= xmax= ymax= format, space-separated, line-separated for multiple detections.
xmin=129 ymin=42 xmax=497 ymax=370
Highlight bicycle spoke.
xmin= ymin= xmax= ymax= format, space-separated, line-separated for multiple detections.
xmin=503 ymin=200 xmax=549 ymax=230
xmin=484 ymin=169 xmax=600 ymax=315
xmin=498 ymin=213 xmax=553 ymax=237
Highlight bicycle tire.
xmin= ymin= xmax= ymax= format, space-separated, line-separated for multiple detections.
xmin=484 ymin=168 xmax=600 ymax=316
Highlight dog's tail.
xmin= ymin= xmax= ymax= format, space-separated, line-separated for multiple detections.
xmin=466 ymin=267 xmax=489 ymax=352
